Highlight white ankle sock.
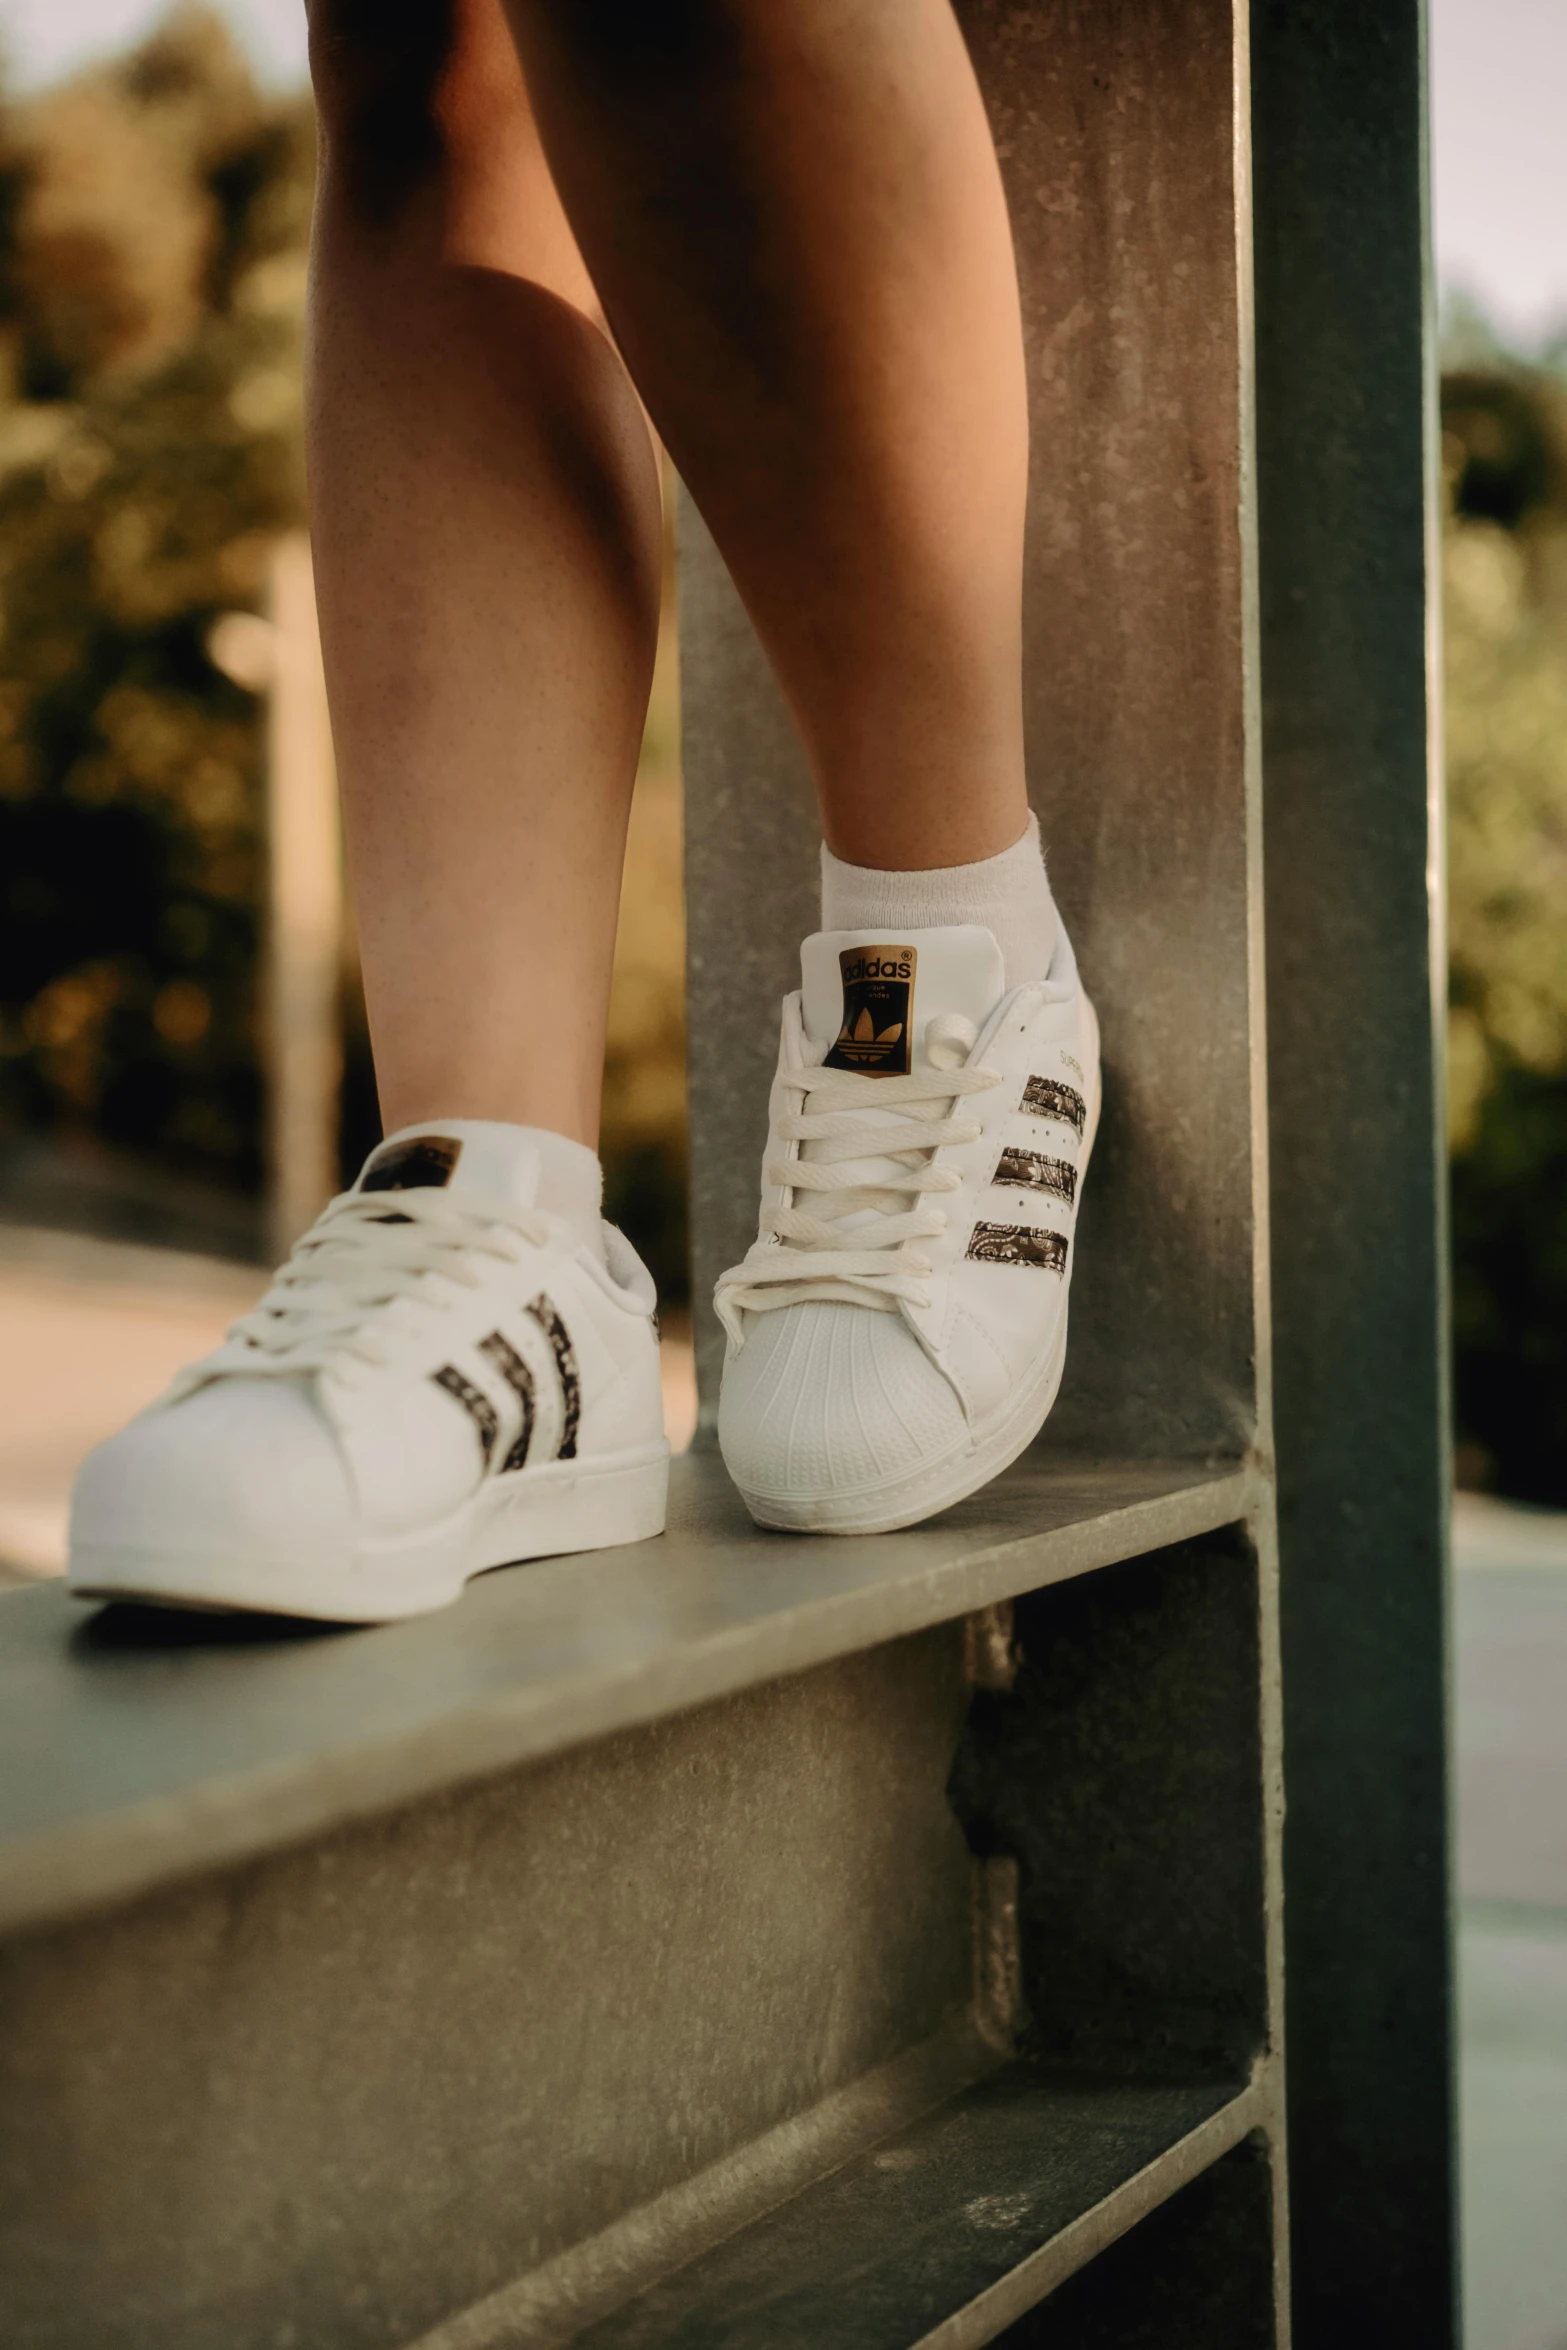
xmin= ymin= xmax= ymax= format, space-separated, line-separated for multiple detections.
xmin=522 ymin=1126 xmax=606 ymax=1257
xmin=819 ymin=814 xmax=1059 ymax=988
xmin=368 ymin=1119 xmax=605 ymax=1260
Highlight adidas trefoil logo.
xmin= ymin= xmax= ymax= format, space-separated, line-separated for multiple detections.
xmin=429 ymin=1293 xmax=581 ymax=1473
xmin=823 ymin=944 xmax=917 ymax=1077
xmin=840 ymin=1006 xmax=905 ymax=1050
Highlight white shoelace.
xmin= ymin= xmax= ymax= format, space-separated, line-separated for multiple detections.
xmin=173 ymin=1187 xmax=551 ymax=1393
xmin=716 ymin=1016 xmax=1001 ymax=1330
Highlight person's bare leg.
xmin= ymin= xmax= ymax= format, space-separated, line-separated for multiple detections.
xmin=306 ymin=0 xmax=661 ymax=1146
xmin=66 ymin=4 xmax=677 ymax=1622
xmin=504 ymin=0 xmax=1028 ymax=872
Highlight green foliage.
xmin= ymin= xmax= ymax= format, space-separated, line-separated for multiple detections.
xmin=0 ymin=7 xmax=691 ymax=1293
xmin=0 ymin=10 xmax=312 ymax=1191
xmin=1442 ymin=366 xmax=1567 ymax=1499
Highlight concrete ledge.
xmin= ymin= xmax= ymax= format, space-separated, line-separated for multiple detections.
xmin=0 ymin=1449 xmax=1259 ymax=1937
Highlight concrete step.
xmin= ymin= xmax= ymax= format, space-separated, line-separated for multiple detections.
xmin=0 ymin=1449 xmax=1258 ymax=1937
xmin=0 ymin=1451 xmax=1275 ymax=2349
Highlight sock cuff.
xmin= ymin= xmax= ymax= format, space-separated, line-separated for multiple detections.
xmin=527 ymin=1126 xmax=603 ymax=1227
xmin=820 ymin=814 xmax=1042 ymax=919
xmin=819 ymin=815 xmax=1058 ymax=986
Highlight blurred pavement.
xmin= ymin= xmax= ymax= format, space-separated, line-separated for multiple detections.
xmin=1455 ymin=1491 xmax=1567 ymax=2350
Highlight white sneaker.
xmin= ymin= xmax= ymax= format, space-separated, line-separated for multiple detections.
xmin=715 ymin=924 xmax=1100 ymax=1534
xmin=69 ymin=1123 xmax=668 ymax=1619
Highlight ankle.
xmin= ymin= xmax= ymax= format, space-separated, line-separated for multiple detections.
xmin=819 ymin=813 xmax=1059 ymax=987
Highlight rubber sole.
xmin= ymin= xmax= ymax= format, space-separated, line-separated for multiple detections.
xmin=735 ymin=1315 xmax=1070 ymax=1536
xmin=732 ymin=1009 xmax=1103 ymax=1539
xmin=70 ymin=1444 xmax=670 ymax=1623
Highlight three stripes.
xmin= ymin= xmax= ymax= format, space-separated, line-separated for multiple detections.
xmin=433 ymin=1064 xmax=1087 ymax=1469
xmin=965 ymin=1072 xmax=1087 ymax=1274
xmin=431 ymin=1293 xmax=581 ymax=1473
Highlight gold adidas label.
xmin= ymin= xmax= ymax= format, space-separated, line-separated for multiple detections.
xmin=823 ymin=944 xmax=916 ymax=1077
xmin=362 ymin=1134 xmax=462 ymax=1192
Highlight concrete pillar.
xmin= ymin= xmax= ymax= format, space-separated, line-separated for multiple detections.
xmin=1252 ymin=0 xmax=1457 ymax=2335
xmin=682 ymin=0 xmax=1454 ymax=2329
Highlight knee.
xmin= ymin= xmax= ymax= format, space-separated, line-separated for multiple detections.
xmin=307 ymin=0 xmax=458 ymax=218
xmin=310 ymin=0 xmax=545 ymax=227
xmin=520 ymin=0 xmax=740 ymax=95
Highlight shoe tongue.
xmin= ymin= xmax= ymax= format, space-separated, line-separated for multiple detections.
xmin=356 ymin=1120 xmax=603 ymax=1251
xmin=800 ymin=926 xmax=1006 ymax=1073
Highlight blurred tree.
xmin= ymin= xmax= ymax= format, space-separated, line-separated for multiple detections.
xmin=0 ymin=7 xmax=311 ymax=1207
xmin=1443 ymin=363 xmax=1567 ymax=1500
xmin=0 ymin=7 xmax=689 ymax=1296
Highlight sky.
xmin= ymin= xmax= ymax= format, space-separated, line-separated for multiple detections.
xmin=1429 ymin=0 xmax=1567 ymax=347
xmin=0 ymin=0 xmax=307 ymax=92
xmin=2 ymin=0 xmax=1565 ymax=351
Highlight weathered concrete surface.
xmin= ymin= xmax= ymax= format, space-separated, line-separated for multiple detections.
xmin=1001 ymin=2138 xmax=1279 ymax=2349
xmin=0 ymin=1631 xmax=974 ymax=2350
xmin=955 ymin=1530 xmax=1270 ymax=2086
xmin=0 ymin=1452 xmax=1256 ymax=1939
xmin=573 ymin=2074 xmax=1262 ymax=2350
